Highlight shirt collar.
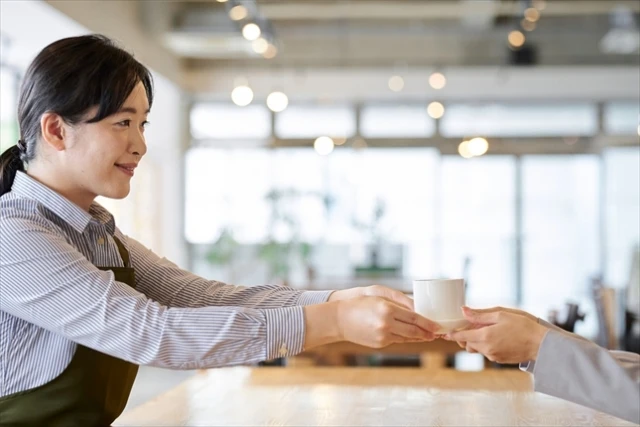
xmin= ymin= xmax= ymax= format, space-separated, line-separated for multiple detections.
xmin=12 ymin=171 xmax=115 ymax=234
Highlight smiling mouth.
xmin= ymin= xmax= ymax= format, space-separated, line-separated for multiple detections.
xmin=115 ymin=164 xmax=135 ymax=177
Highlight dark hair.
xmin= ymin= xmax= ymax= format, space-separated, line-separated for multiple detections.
xmin=0 ymin=34 xmax=154 ymax=196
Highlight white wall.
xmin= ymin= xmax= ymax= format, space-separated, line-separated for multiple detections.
xmin=1 ymin=0 xmax=187 ymax=266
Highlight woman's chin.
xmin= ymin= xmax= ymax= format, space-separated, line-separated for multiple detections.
xmin=102 ymin=185 xmax=130 ymax=200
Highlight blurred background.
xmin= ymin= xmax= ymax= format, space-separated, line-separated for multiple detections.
xmin=1 ymin=0 xmax=639 ymax=407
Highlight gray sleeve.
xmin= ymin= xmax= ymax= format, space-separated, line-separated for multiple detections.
xmin=532 ymin=329 xmax=640 ymax=424
xmin=519 ymin=317 xmax=590 ymax=373
xmin=538 ymin=317 xmax=590 ymax=341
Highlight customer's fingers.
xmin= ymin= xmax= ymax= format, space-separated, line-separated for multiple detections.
xmin=461 ymin=308 xmax=502 ymax=325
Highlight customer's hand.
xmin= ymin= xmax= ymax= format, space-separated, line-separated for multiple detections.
xmin=337 ymin=296 xmax=439 ymax=348
xmin=447 ymin=306 xmax=538 ymax=350
xmin=443 ymin=307 xmax=548 ymax=363
xmin=465 ymin=306 xmax=538 ymax=322
xmin=329 ymin=285 xmax=414 ymax=310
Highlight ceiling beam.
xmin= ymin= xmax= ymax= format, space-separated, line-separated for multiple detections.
xmin=185 ymin=66 xmax=640 ymax=102
xmin=193 ymin=135 xmax=638 ymax=155
xmin=258 ymin=1 xmax=640 ymax=21
xmin=46 ymin=0 xmax=184 ymax=86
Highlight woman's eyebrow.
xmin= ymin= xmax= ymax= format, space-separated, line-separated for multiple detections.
xmin=116 ymin=107 xmax=151 ymax=114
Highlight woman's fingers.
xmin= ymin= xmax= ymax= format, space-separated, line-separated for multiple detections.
xmin=390 ymin=305 xmax=441 ymax=335
xmin=390 ymin=320 xmax=434 ymax=340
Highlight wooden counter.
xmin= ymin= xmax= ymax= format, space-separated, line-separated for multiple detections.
xmin=115 ymin=367 xmax=636 ymax=426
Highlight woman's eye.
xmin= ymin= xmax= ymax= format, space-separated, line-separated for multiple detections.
xmin=117 ymin=120 xmax=131 ymax=127
xmin=141 ymin=121 xmax=150 ymax=129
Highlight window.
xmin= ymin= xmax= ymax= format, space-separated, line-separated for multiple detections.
xmin=360 ymin=104 xmax=435 ymax=138
xmin=184 ymin=148 xmax=271 ymax=244
xmin=521 ymin=155 xmax=600 ymax=336
xmin=275 ymin=104 xmax=356 ymax=139
xmin=604 ymin=102 xmax=640 ymax=135
xmin=604 ymin=147 xmax=640 ymax=287
xmin=440 ymin=103 xmax=598 ymax=137
xmin=190 ymin=103 xmax=271 ymax=140
xmin=438 ymin=156 xmax=517 ymax=308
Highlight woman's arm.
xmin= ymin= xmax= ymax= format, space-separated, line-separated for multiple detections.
xmin=127 ymin=236 xmax=415 ymax=311
xmin=1 ymin=218 xmax=438 ymax=370
xmin=0 ymin=218 xmax=319 ymax=369
xmin=127 ymin=235 xmax=332 ymax=309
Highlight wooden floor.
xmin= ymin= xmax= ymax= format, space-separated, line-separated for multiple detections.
xmin=115 ymin=367 xmax=636 ymax=426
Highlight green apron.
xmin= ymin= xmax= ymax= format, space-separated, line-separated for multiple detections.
xmin=0 ymin=237 xmax=139 ymax=426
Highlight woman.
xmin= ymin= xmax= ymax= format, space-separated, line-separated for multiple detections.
xmin=445 ymin=306 xmax=640 ymax=423
xmin=0 ymin=35 xmax=439 ymax=426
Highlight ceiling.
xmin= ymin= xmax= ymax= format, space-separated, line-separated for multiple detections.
xmin=138 ymin=0 xmax=640 ymax=70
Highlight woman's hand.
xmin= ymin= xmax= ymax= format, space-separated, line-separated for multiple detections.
xmin=303 ymin=296 xmax=439 ymax=351
xmin=328 ymin=285 xmax=414 ymax=310
xmin=444 ymin=307 xmax=548 ymax=363
xmin=337 ymin=296 xmax=440 ymax=348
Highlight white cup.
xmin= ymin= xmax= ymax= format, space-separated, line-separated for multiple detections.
xmin=412 ymin=278 xmax=469 ymax=332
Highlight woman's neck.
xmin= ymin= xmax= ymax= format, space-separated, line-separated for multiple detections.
xmin=26 ymin=164 xmax=95 ymax=212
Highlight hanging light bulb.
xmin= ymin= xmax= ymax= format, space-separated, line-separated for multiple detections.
xmin=467 ymin=137 xmax=489 ymax=156
xmin=352 ymin=137 xmax=368 ymax=150
xmin=524 ymin=8 xmax=541 ymax=22
xmin=229 ymin=5 xmax=248 ymax=21
xmin=333 ymin=136 xmax=347 ymax=146
xmin=266 ymin=91 xmax=289 ymax=112
xmin=508 ymin=30 xmax=526 ymax=48
xmin=314 ymin=136 xmax=335 ymax=156
xmin=388 ymin=75 xmax=404 ymax=92
xmin=429 ymin=72 xmax=446 ymax=90
xmin=242 ymin=23 xmax=261 ymax=41
xmin=252 ymin=38 xmax=269 ymax=54
xmin=263 ymin=44 xmax=278 ymax=59
xmin=231 ymin=85 xmax=253 ymax=107
xmin=521 ymin=19 xmax=536 ymax=32
xmin=427 ymin=102 xmax=445 ymax=119
xmin=458 ymin=140 xmax=473 ymax=159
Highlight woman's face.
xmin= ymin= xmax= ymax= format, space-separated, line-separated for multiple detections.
xmin=62 ymin=82 xmax=150 ymax=202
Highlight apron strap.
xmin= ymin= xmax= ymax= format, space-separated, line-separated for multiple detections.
xmin=112 ymin=236 xmax=131 ymax=268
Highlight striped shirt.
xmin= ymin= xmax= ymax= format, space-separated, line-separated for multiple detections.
xmin=0 ymin=171 xmax=331 ymax=396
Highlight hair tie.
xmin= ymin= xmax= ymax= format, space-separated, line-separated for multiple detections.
xmin=17 ymin=139 xmax=27 ymax=153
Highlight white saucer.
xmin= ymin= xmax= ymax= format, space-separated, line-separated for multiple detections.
xmin=435 ymin=318 xmax=470 ymax=333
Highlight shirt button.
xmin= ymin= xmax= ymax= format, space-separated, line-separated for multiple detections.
xmin=97 ymin=237 xmax=105 ymax=245
xmin=279 ymin=344 xmax=288 ymax=357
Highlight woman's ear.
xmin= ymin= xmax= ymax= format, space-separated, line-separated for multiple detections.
xmin=40 ymin=112 xmax=68 ymax=151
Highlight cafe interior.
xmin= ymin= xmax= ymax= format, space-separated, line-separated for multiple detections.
xmin=1 ymin=0 xmax=639 ymax=425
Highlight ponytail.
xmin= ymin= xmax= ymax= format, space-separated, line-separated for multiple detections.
xmin=0 ymin=144 xmax=25 ymax=197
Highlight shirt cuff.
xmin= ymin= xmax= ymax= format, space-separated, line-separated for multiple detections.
xmin=296 ymin=290 xmax=333 ymax=306
xmin=519 ymin=360 xmax=536 ymax=373
xmin=264 ymin=306 xmax=306 ymax=360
